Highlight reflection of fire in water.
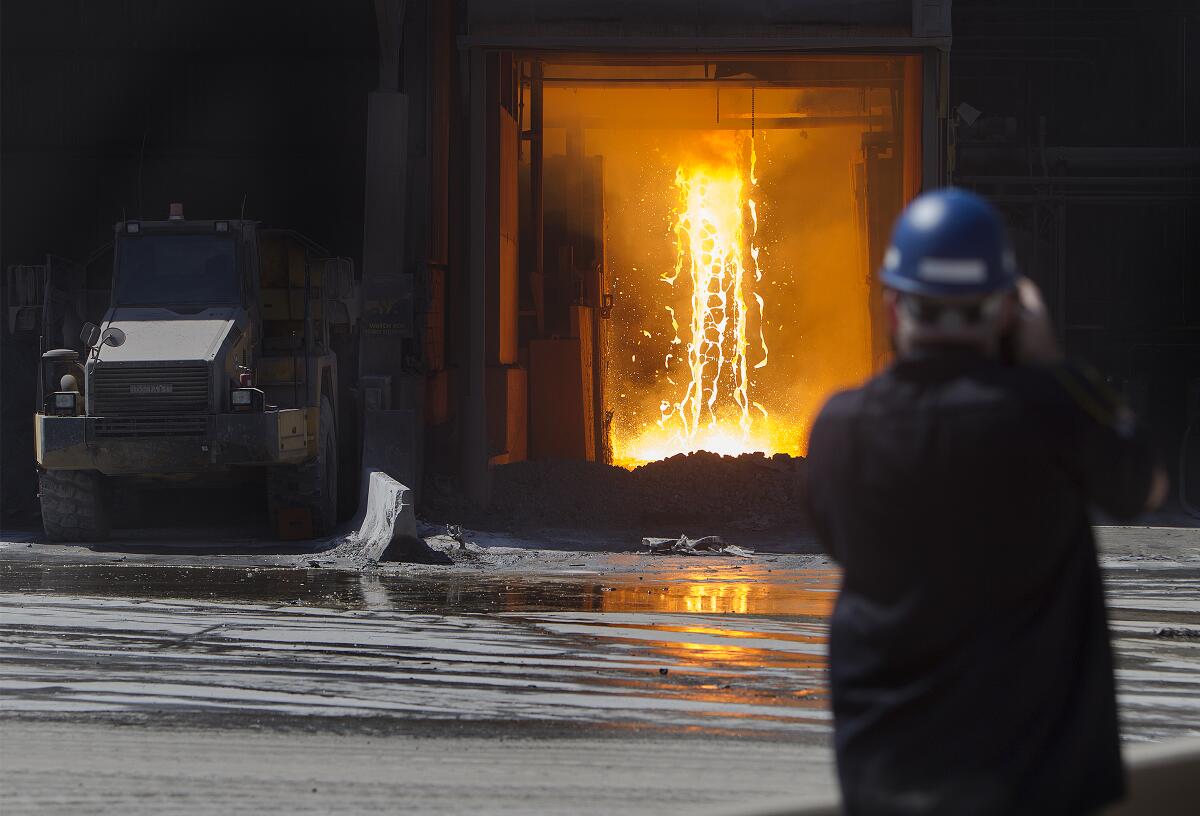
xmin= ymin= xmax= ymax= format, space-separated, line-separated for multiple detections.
xmin=615 ymin=135 xmax=800 ymax=466
xmin=682 ymin=580 xmax=752 ymax=615
xmin=596 ymin=570 xmax=839 ymax=617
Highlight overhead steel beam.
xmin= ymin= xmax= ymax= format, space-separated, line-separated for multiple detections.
xmin=458 ymin=36 xmax=952 ymax=52
xmin=539 ymin=114 xmax=874 ymax=131
xmin=537 ymin=77 xmax=904 ymax=88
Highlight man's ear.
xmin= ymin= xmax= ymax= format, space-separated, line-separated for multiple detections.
xmin=883 ymin=290 xmax=900 ymax=335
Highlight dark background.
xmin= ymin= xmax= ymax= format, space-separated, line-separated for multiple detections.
xmin=2 ymin=1 xmax=1198 ymax=520
xmin=951 ymin=2 xmax=1200 ymax=508
xmin=1 ymin=1 xmax=378 ymax=519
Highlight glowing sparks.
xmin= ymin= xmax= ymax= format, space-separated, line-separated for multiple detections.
xmin=615 ymin=135 xmax=779 ymax=467
xmin=748 ymin=137 xmax=768 ymax=369
xmin=753 ymin=292 xmax=768 ymax=369
xmin=666 ymin=160 xmax=750 ymax=443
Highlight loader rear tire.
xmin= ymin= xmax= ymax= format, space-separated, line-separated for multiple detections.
xmin=267 ymin=397 xmax=338 ymax=538
xmin=39 ymin=469 xmax=111 ymax=542
xmin=336 ymin=385 xmax=360 ymax=522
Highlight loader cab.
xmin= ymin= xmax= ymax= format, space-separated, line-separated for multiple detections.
xmin=107 ymin=208 xmax=357 ymax=416
xmin=112 ymin=217 xmax=256 ymax=314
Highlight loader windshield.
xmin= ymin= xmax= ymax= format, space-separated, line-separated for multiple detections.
xmin=115 ymin=234 xmax=240 ymax=307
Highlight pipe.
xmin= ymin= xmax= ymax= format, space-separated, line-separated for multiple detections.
xmin=531 ymin=59 xmax=544 ymax=337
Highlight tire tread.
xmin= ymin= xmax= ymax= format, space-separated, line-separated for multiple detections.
xmin=39 ymin=470 xmax=110 ymax=542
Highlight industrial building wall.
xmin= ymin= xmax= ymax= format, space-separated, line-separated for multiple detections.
xmin=950 ymin=0 xmax=1200 ymax=509
xmin=0 ymin=1 xmax=377 ymax=520
xmin=4 ymin=1 xmax=1196 ymax=520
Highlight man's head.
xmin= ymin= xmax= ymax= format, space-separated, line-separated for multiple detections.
xmin=880 ymin=188 xmax=1018 ymax=357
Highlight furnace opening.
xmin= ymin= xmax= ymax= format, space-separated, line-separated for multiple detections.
xmin=510 ymin=57 xmax=922 ymax=469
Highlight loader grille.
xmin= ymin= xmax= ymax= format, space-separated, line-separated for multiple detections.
xmin=92 ymin=363 xmax=211 ymax=416
xmin=94 ymin=415 xmax=208 ymax=438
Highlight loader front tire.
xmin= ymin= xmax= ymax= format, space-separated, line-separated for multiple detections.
xmin=39 ymin=469 xmax=111 ymax=542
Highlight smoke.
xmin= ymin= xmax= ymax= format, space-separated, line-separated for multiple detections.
xmin=753 ymin=124 xmax=875 ymax=450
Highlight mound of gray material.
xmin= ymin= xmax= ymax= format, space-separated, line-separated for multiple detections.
xmin=488 ymin=451 xmax=807 ymax=532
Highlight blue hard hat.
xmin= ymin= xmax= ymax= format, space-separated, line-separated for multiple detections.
xmin=880 ymin=188 xmax=1017 ymax=297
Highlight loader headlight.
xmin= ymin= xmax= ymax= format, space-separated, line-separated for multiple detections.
xmin=52 ymin=392 xmax=78 ymax=416
xmin=230 ymin=387 xmax=264 ymax=411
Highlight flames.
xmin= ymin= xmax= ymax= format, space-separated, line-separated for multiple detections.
xmin=614 ymin=136 xmax=794 ymax=467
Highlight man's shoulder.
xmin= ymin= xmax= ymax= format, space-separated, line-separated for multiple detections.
xmin=898 ymin=356 xmax=1074 ymax=408
xmin=984 ymin=362 xmax=1085 ymax=413
xmin=814 ymin=384 xmax=869 ymax=422
xmin=813 ymin=363 xmax=1077 ymax=425
xmin=809 ymin=386 xmax=870 ymax=454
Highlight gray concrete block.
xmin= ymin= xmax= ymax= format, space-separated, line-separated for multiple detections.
xmin=350 ymin=468 xmax=417 ymax=563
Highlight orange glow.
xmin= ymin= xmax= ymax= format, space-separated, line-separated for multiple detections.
xmin=613 ymin=134 xmax=803 ymax=466
xmin=595 ymin=569 xmax=840 ymax=617
xmin=536 ymin=62 xmax=919 ymax=467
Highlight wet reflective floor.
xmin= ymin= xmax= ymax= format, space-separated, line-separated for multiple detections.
xmin=0 ymin=593 xmax=833 ymax=735
xmin=2 ymin=533 xmax=1198 ymax=743
xmin=0 ymin=559 xmax=840 ymax=616
xmin=0 ymin=557 xmax=839 ymax=737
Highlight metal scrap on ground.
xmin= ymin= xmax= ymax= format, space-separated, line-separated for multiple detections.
xmin=642 ymin=535 xmax=754 ymax=557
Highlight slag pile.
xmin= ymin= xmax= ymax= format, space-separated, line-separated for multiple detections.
xmin=488 ymin=451 xmax=807 ymax=533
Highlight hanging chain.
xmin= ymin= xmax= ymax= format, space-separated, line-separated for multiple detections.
xmin=751 ymin=88 xmax=756 ymax=141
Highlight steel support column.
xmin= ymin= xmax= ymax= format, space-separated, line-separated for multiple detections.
xmin=462 ymin=48 xmax=491 ymax=506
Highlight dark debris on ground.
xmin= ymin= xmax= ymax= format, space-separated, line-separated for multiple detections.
xmin=473 ymin=451 xmax=808 ymax=534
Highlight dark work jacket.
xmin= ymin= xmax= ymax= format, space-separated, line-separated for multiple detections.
xmin=806 ymin=352 xmax=1156 ymax=816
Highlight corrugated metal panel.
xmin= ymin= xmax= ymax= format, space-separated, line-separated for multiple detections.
xmin=95 ymin=415 xmax=208 ymax=438
xmin=92 ymin=363 xmax=210 ymax=416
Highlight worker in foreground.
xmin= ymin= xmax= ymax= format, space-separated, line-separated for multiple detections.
xmin=806 ymin=188 xmax=1168 ymax=815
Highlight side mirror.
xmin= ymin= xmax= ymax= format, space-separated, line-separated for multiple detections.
xmin=79 ymin=322 xmax=100 ymax=347
xmin=99 ymin=327 xmax=127 ymax=348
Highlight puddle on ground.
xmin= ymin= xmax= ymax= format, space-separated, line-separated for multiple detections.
xmin=3 ymin=561 xmax=1197 ymax=741
xmin=0 ymin=561 xmax=838 ymax=617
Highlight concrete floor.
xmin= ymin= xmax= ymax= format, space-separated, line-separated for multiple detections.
xmin=1 ymin=720 xmax=836 ymax=816
xmin=0 ymin=524 xmax=1197 ymax=814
